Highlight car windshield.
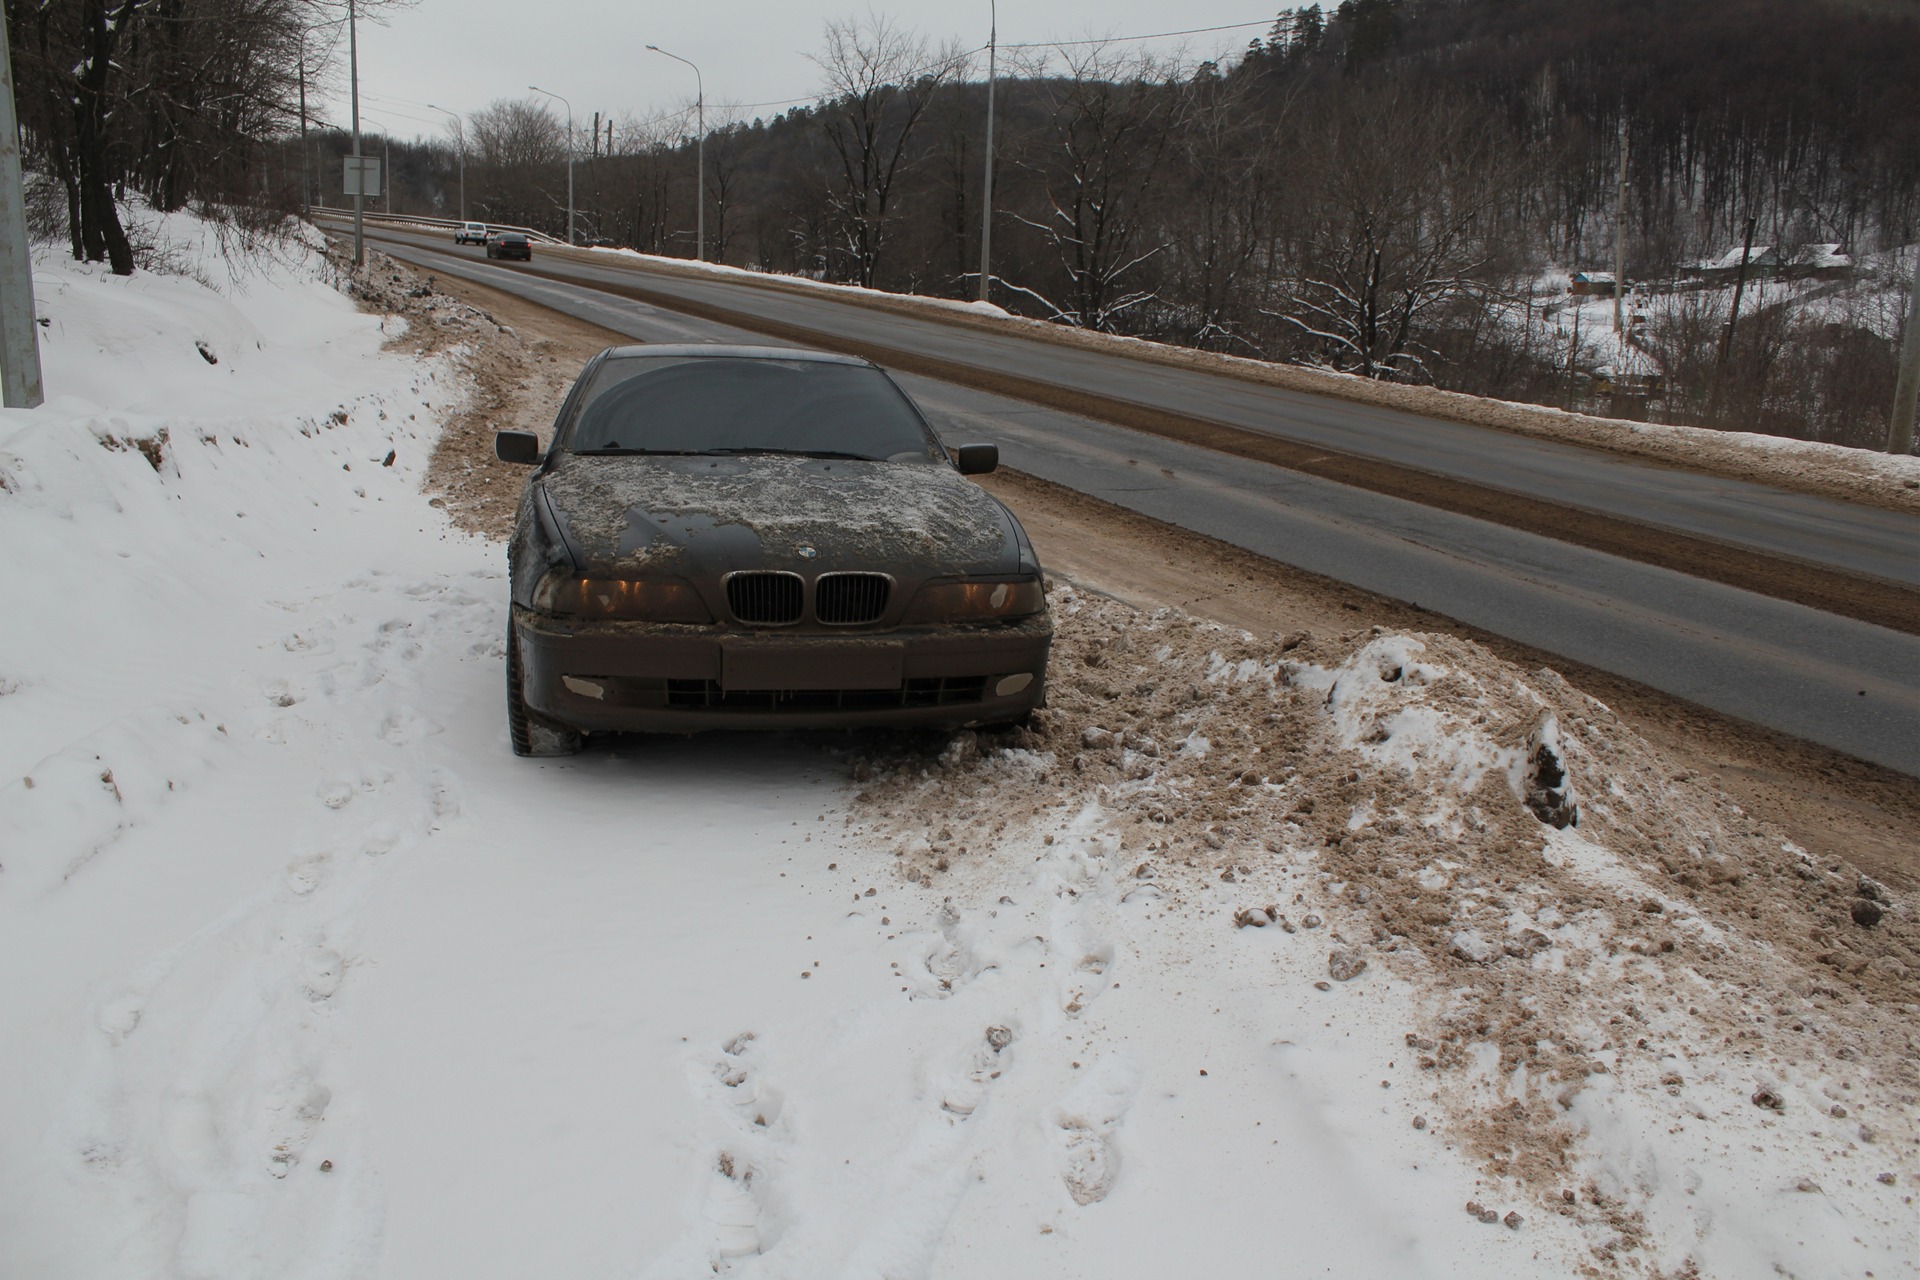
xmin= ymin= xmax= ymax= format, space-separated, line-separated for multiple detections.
xmin=564 ymin=355 xmax=942 ymax=462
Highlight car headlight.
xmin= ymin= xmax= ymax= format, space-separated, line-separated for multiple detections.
xmin=531 ymin=572 xmax=713 ymax=623
xmin=902 ymin=577 xmax=1045 ymax=623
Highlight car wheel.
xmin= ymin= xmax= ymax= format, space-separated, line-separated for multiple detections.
xmin=506 ymin=625 xmax=583 ymax=757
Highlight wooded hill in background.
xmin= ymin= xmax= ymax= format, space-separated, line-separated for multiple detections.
xmin=11 ymin=0 xmax=1917 ymax=447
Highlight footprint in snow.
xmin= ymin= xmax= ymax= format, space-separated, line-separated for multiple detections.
xmin=918 ymin=898 xmax=984 ymax=998
xmin=262 ymin=1076 xmax=332 ymax=1178
xmin=377 ymin=706 xmax=442 ymax=745
xmin=299 ymin=946 xmax=343 ymax=1001
xmin=284 ymin=852 xmax=330 ymax=895
xmin=1063 ymin=944 xmax=1117 ymax=1017
xmin=710 ymin=1032 xmax=784 ymax=1130
xmin=362 ymin=822 xmax=402 ymax=857
xmin=938 ymin=1024 xmax=1017 ymax=1119
xmin=1052 ymin=1055 xmax=1142 ymax=1207
xmin=705 ymin=1151 xmax=764 ymax=1261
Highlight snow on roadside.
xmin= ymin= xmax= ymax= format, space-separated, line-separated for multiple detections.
xmin=0 ymin=214 xmax=489 ymax=1277
xmin=4 ymin=213 xmax=1913 ymax=1280
xmin=853 ymin=591 xmax=1920 ymax=1277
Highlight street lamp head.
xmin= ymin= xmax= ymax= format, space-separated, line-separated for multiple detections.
xmin=645 ymin=44 xmax=659 ymax=51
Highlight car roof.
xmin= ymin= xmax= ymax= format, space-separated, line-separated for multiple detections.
xmin=593 ymin=344 xmax=872 ymax=367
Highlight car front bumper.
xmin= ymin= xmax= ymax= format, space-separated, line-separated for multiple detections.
xmin=514 ymin=605 xmax=1051 ymax=733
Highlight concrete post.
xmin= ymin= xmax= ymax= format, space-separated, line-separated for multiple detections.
xmin=977 ymin=1 xmax=997 ymax=303
xmin=0 ymin=0 xmax=45 ymax=408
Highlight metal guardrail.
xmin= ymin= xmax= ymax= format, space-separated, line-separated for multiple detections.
xmin=306 ymin=205 xmax=568 ymax=246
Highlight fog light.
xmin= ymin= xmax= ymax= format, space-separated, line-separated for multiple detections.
xmin=994 ymin=673 xmax=1034 ymax=697
xmin=561 ymin=676 xmax=606 ymax=700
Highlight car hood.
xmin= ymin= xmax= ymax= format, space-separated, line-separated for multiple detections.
xmin=539 ymin=454 xmax=1021 ymax=579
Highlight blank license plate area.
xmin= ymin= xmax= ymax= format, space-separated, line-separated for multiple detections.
xmin=721 ymin=640 xmax=905 ymax=691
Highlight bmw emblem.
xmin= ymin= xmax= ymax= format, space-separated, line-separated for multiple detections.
xmin=798 ymin=546 xmax=818 ymax=559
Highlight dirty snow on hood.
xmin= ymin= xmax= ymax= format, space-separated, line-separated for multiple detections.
xmin=542 ymin=453 xmax=1015 ymax=575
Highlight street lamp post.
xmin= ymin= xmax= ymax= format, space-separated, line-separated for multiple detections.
xmin=528 ymin=84 xmax=574 ymax=245
xmin=977 ymin=0 xmax=996 ymax=303
xmin=348 ymin=0 xmax=363 ymax=265
xmin=427 ymin=103 xmax=466 ymax=221
xmin=646 ymin=45 xmax=704 ymax=262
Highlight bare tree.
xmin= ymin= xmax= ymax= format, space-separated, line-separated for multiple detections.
xmin=810 ymin=14 xmax=962 ymax=287
xmin=468 ymin=96 xmax=565 ymax=228
xmin=1269 ymin=87 xmax=1516 ymax=380
xmin=1007 ymin=46 xmax=1174 ymax=331
xmin=1161 ymin=64 xmax=1280 ymax=349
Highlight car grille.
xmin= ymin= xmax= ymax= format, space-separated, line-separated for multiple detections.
xmin=815 ymin=573 xmax=891 ymax=625
xmin=664 ymin=676 xmax=987 ymax=712
xmin=726 ymin=571 xmax=804 ymax=625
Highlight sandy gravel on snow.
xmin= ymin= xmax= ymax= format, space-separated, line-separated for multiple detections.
xmin=847 ymin=591 xmax=1920 ymax=1267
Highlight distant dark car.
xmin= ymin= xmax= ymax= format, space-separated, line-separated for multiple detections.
xmin=487 ymin=232 xmax=532 ymax=261
xmin=494 ymin=345 xmax=1051 ymax=756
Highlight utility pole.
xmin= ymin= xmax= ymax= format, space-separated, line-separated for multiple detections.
xmin=383 ymin=133 xmax=391 ymax=213
xmin=645 ymin=47 xmax=704 ymax=261
xmin=976 ymin=0 xmax=997 ymax=303
xmin=592 ymin=110 xmax=600 ymax=159
xmin=349 ymin=0 xmax=364 ymax=266
xmin=0 ymin=0 xmax=44 ymax=407
xmin=1890 ymin=247 xmax=1920 ymax=455
xmin=1719 ymin=214 xmax=1758 ymax=367
xmin=1612 ymin=113 xmax=1627 ymax=334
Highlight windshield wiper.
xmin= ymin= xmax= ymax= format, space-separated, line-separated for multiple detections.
xmin=696 ymin=447 xmax=876 ymax=460
xmin=573 ymin=447 xmax=700 ymax=456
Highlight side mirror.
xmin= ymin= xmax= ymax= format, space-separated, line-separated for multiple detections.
xmin=495 ymin=430 xmax=541 ymax=465
xmin=951 ymin=443 xmax=998 ymax=476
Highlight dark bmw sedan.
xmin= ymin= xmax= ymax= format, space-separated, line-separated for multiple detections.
xmin=494 ymin=345 xmax=1051 ymax=756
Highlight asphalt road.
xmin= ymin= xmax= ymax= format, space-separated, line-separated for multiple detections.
xmin=354 ymin=225 xmax=1920 ymax=776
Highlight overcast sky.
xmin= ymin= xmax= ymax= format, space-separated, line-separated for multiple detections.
xmin=319 ymin=2 xmax=1280 ymax=141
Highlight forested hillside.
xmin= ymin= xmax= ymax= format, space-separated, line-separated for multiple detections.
xmin=12 ymin=0 xmax=1920 ymax=446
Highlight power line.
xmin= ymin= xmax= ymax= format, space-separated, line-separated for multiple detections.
xmin=701 ymin=17 xmax=1271 ymax=112
xmin=1001 ymin=18 xmax=1272 ymax=50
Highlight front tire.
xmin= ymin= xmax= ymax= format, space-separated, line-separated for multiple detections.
xmin=506 ymin=625 xmax=583 ymax=757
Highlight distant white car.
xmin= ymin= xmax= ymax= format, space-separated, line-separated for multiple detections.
xmin=454 ymin=221 xmax=488 ymax=246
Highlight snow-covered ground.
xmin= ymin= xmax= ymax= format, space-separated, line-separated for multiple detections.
xmin=2 ymin=213 xmax=1914 ymax=1279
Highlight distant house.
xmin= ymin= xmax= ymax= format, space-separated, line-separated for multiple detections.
xmin=1695 ymin=244 xmax=1781 ymax=281
xmin=1786 ymin=243 xmax=1854 ymax=280
xmin=1568 ymin=270 xmax=1617 ymax=296
xmin=1593 ymin=342 xmax=1665 ymax=397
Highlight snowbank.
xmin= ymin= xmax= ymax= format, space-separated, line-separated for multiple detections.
xmin=0 ymin=213 xmax=482 ymax=1276
xmin=855 ymin=593 xmax=1920 ymax=1276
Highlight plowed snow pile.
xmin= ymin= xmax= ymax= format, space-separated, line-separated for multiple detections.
xmin=853 ymin=587 xmax=1919 ymax=1274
